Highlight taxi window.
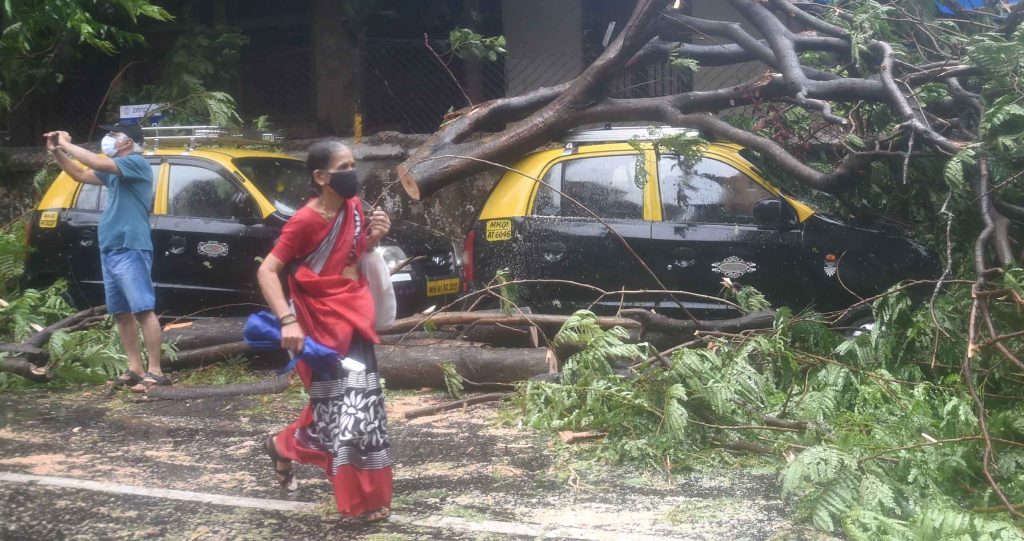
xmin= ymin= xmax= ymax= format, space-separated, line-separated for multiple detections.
xmin=659 ymin=157 xmax=771 ymax=224
xmin=74 ymin=184 xmax=102 ymax=210
xmin=232 ymin=157 xmax=308 ymax=216
xmin=532 ymin=163 xmax=562 ymax=216
xmin=73 ymin=163 xmax=160 ymax=211
xmin=168 ymin=164 xmax=255 ymax=220
xmin=560 ymin=155 xmax=644 ymax=220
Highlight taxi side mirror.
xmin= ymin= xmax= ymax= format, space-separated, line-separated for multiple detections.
xmin=231 ymin=191 xmax=258 ymax=222
xmin=753 ymin=198 xmax=798 ymax=230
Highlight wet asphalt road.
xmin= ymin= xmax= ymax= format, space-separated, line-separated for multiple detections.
xmin=0 ymin=383 xmax=826 ymax=540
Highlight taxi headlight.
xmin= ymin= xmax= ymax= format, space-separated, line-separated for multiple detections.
xmin=375 ymin=245 xmax=408 ymax=273
xmin=451 ymin=241 xmax=464 ymax=268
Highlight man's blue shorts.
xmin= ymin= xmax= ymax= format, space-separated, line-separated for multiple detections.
xmin=100 ymin=248 xmax=155 ymax=315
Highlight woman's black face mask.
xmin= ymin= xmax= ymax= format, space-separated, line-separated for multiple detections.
xmin=327 ymin=168 xmax=360 ymax=199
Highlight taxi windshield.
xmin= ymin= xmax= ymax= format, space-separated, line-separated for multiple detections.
xmin=232 ymin=157 xmax=309 ymax=215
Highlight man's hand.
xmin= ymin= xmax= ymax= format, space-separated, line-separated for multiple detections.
xmin=367 ymin=207 xmax=391 ymax=245
xmin=43 ymin=130 xmax=71 ymax=150
xmin=43 ymin=129 xmax=103 ymax=185
xmin=43 ymin=132 xmax=58 ymax=152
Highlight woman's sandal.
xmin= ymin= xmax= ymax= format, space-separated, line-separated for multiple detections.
xmin=360 ymin=507 xmax=390 ymax=523
xmin=264 ymin=436 xmax=297 ymax=491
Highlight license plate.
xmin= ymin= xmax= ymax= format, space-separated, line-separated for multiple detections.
xmin=426 ymin=277 xmax=460 ymax=297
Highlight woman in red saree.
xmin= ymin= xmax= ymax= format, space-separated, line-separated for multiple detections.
xmin=255 ymin=139 xmax=392 ymax=522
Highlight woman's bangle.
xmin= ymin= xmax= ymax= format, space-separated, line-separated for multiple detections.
xmin=279 ymin=314 xmax=297 ymax=325
xmin=281 ymin=320 xmax=299 ymax=327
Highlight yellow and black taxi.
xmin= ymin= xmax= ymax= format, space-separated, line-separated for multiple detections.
xmin=464 ymin=126 xmax=939 ymax=319
xmin=24 ymin=128 xmax=461 ymax=317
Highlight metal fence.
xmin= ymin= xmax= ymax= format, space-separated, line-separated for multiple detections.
xmin=360 ymin=38 xmax=506 ymax=134
xmin=358 ymin=38 xmax=698 ymax=134
xmin=17 ymin=39 xmax=757 ymax=143
xmin=240 ymin=47 xmax=316 ymax=122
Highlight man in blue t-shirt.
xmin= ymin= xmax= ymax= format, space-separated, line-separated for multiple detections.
xmin=45 ymin=122 xmax=169 ymax=392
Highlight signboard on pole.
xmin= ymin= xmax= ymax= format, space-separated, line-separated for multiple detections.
xmin=119 ymin=103 xmax=166 ymax=125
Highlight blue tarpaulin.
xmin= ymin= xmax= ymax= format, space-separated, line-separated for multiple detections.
xmin=243 ymin=310 xmax=341 ymax=375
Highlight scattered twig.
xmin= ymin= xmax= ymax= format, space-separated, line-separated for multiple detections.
xmin=403 ymin=392 xmax=513 ymax=420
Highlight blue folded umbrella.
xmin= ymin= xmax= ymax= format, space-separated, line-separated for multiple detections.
xmin=243 ymin=310 xmax=341 ymax=375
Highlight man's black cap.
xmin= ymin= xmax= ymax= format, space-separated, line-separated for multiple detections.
xmin=98 ymin=122 xmax=144 ymax=144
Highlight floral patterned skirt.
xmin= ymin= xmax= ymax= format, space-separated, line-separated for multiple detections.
xmin=275 ymin=334 xmax=393 ymax=516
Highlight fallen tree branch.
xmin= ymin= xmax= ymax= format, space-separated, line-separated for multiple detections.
xmin=0 ymin=343 xmax=48 ymax=366
xmin=402 ymin=392 xmax=513 ymax=419
xmin=558 ymin=430 xmax=608 ymax=444
xmin=620 ymin=308 xmax=775 ymax=336
xmin=24 ymin=305 xmax=107 ymax=348
xmin=379 ymin=311 xmax=641 ymax=336
xmin=713 ymin=439 xmax=778 ymax=456
xmin=141 ymin=375 xmax=290 ymax=401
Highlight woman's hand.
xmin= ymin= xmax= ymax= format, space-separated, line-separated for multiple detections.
xmin=367 ymin=207 xmax=391 ymax=245
xmin=281 ymin=321 xmax=305 ymax=353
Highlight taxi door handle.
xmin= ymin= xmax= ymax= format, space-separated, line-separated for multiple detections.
xmin=166 ymin=235 xmax=187 ymax=256
xmin=78 ymin=229 xmax=95 ymax=247
xmin=669 ymin=247 xmax=697 ymax=270
xmin=540 ymin=242 xmax=566 ymax=263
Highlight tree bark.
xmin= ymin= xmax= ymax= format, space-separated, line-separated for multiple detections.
xmin=376 ymin=344 xmax=556 ymax=389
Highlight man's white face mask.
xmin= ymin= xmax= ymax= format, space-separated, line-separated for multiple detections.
xmin=101 ymin=134 xmax=125 ymax=157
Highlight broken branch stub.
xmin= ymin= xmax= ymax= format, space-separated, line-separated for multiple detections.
xmin=0 ymin=357 xmax=53 ymax=383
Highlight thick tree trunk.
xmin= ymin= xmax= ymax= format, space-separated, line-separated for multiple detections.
xmin=163 ymin=317 xmax=247 ymax=351
xmin=0 ymin=357 xmax=52 ymax=382
xmin=161 ymin=338 xmax=555 ymax=390
xmin=162 ymin=315 xmax=550 ymax=351
xmin=376 ymin=344 xmax=556 ymax=389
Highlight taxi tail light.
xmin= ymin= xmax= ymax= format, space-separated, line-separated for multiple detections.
xmin=463 ymin=230 xmax=475 ymax=290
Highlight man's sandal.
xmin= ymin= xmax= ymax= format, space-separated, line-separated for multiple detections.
xmin=130 ymin=372 xmax=171 ymax=393
xmin=264 ymin=436 xmax=297 ymax=491
xmin=109 ymin=370 xmax=143 ymax=389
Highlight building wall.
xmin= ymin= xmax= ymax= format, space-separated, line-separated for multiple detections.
xmin=502 ymin=0 xmax=585 ymax=95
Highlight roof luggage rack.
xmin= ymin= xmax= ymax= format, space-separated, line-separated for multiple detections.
xmin=561 ymin=125 xmax=701 ymax=145
xmin=142 ymin=125 xmax=284 ymax=151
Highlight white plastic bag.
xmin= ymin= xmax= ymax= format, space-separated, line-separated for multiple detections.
xmin=359 ymin=249 xmax=396 ymax=330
